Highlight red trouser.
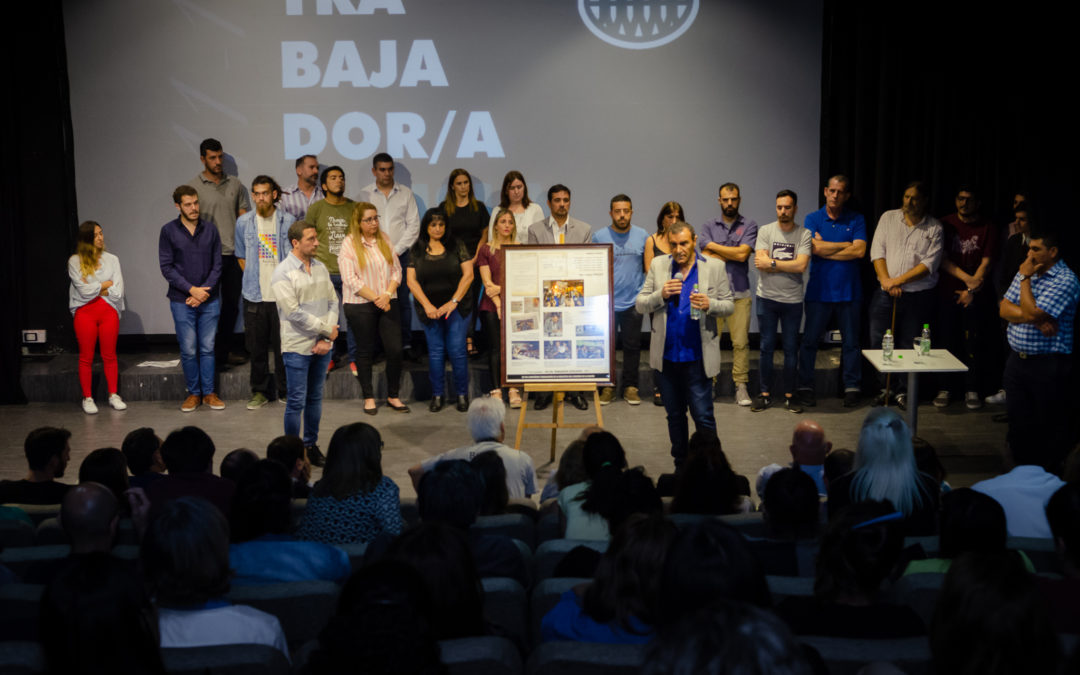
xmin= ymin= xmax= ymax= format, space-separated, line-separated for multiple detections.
xmin=73 ymin=297 xmax=119 ymax=397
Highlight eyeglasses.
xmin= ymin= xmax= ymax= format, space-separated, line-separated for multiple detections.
xmin=361 ymin=215 xmax=380 ymax=224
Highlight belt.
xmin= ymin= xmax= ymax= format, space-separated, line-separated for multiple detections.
xmin=1014 ymin=350 xmax=1066 ymax=360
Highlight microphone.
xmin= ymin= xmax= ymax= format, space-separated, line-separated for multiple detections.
xmin=673 ymin=272 xmax=683 ymax=282
xmin=668 ymin=271 xmax=683 ymax=305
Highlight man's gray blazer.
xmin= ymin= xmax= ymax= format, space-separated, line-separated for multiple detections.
xmin=635 ymin=254 xmax=734 ymax=378
xmin=527 ymin=217 xmax=593 ymax=244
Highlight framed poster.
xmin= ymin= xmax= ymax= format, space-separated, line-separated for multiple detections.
xmin=500 ymin=244 xmax=615 ymax=386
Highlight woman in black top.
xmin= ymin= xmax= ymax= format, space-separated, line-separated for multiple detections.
xmin=440 ymin=169 xmax=489 ymax=356
xmin=407 ymin=208 xmax=475 ymax=412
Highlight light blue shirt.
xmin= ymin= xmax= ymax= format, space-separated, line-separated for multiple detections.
xmin=593 ymin=225 xmax=647 ymax=311
xmin=234 ymin=208 xmax=295 ymax=302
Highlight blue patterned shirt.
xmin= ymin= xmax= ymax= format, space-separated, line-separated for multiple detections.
xmin=1004 ymin=260 xmax=1079 ymax=354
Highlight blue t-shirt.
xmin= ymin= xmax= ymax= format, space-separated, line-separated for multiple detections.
xmin=804 ymin=206 xmax=866 ymax=303
xmin=663 ymin=257 xmax=702 ymax=362
xmin=593 ymin=225 xmax=647 ymax=311
xmin=541 ymin=589 xmax=653 ymax=644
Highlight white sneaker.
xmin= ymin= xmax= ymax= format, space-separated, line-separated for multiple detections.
xmin=985 ymin=389 xmax=1006 ymax=405
xmin=109 ymin=393 xmax=127 ymax=410
xmin=735 ymin=383 xmax=752 ymax=407
xmin=82 ymin=397 xmax=98 ymax=414
xmin=965 ymin=391 xmax=982 ymax=410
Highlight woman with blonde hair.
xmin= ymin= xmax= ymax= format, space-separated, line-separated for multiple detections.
xmin=68 ymin=221 xmax=126 ymax=414
xmin=478 ymin=208 xmax=519 ymax=405
xmin=338 ymin=201 xmax=408 ymax=415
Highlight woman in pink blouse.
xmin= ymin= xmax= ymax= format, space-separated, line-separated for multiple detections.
xmin=478 ymin=208 xmax=519 ymax=407
xmin=338 ymin=202 xmax=409 ymax=415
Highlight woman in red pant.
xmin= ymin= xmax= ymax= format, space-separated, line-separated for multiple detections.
xmin=68 ymin=221 xmax=126 ymax=413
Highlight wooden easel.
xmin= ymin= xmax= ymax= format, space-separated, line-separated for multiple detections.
xmin=513 ymin=383 xmax=604 ymax=462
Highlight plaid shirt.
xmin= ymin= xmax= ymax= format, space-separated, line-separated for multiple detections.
xmin=1005 ymin=260 xmax=1079 ymax=354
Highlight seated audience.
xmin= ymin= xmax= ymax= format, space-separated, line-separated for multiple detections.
xmin=644 ymin=602 xmax=814 ymax=675
xmin=913 ymin=437 xmax=951 ymax=494
xmin=379 ymin=522 xmax=486 ymax=641
xmin=559 ymin=431 xmax=627 ymax=540
xmin=229 ymin=459 xmax=350 ymax=585
xmin=472 ymin=450 xmax=509 ymax=516
xmin=0 ymin=427 xmax=73 ymax=505
xmin=971 ymin=425 xmax=1065 ymax=538
xmin=775 ymin=501 xmax=925 ymax=638
xmin=671 ymin=430 xmax=751 ymax=515
xmin=540 ymin=438 xmax=587 ymax=502
xmin=904 ymin=488 xmax=1034 ymax=575
xmin=542 ymin=513 xmax=677 ymax=644
xmin=757 ymin=420 xmax=832 ymax=499
xmin=1040 ymin=481 xmax=1080 ymax=633
xmin=146 ymin=426 xmax=235 ymax=518
xmin=827 ymin=408 xmax=940 ymax=535
xmin=930 ymin=551 xmax=1060 ymax=675
xmin=295 ymin=422 xmax=403 ymax=544
xmin=304 ymin=561 xmax=446 ymax=675
xmin=762 ymin=468 xmax=820 ymax=541
xmin=822 ymin=448 xmax=854 ymax=491
xmin=78 ymin=447 xmax=130 ymax=509
xmin=408 ymin=397 xmax=536 ymax=499
xmin=121 ymin=427 xmax=166 ymax=490
xmin=40 ymin=552 xmax=165 ymax=675
xmin=219 ymin=448 xmax=258 ymax=484
xmin=266 ymin=434 xmax=311 ymax=498
xmin=142 ymin=496 xmax=288 ymax=658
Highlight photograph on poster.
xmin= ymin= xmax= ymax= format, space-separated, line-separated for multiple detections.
xmin=544 ymin=340 xmax=573 ymax=359
xmin=576 ymin=340 xmax=605 ymax=359
xmin=511 ymin=341 xmax=540 ymax=360
xmin=542 ymin=280 xmax=585 ymax=307
xmin=575 ymin=324 xmax=604 ymax=337
xmin=543 ymin=311 xmax=563 ymax=337
xmin=512 ymin=314 xmax=538 ymax=333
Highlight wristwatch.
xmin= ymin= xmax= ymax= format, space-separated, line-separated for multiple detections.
xmin=1016 ymin=273 xmax=1029 ymax=282
xmin=770 ymin=259 xmax=776 ymax=269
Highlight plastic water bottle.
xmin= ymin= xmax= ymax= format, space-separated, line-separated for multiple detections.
xmin=920 ymin=324 xmax=931 ymax=357
xmin=882 ymin=329 xmax=894 ymax=362
xmin=690 ymin=283 xmax=702 ymax=320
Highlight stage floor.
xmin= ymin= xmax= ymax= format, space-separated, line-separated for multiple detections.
xmin=0 ymin=394 xmax=1008 ymax=502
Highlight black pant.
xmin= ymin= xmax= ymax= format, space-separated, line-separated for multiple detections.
xmin=244 ymin=300 xmax=286 ymax=399
xmin=480 ymin=310 xmax=502 ymax=390
xmin=1004 ymin=350 xmax=1072 ymax=466
xmin=614 ymin=307 xmax=642 ymax=389
xmin=216 ymin=254 xmax=243 ymax=363
xmin=345 ymin=302 xmax=402 ymax=399
xmin=936 ymin=289 xmax=996 ymax=394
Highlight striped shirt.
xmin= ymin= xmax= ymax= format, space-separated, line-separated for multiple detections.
xmin=279 ymin=183 xmax=325 ymax=223
xmin=1004 ymin=260 xmax=1079 ymax=355
xmin=337 ymin=234 xmax=402 ymax=305
xmin=271 ymin=253 xmax=339 ymax=354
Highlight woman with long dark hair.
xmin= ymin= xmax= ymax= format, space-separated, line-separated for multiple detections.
xmin=68 ymin=220 xmax=126 ymax=414
xmin=485 ymin=170 xmax=543 ymax=245
xmin=407 ymin=208 xmax=474 ymax=412
xmin=440 ymin=169 xmax=489 ymax=356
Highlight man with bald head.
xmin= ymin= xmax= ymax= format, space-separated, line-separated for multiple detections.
xmin=24 ymin=482 xmax=122 ymax=584
xmin=757 ymin=420 xmax=832 ymax=500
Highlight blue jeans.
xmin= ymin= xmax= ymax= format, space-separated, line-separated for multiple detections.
xmin=757 ymin=297 xmax=802 ymax=396
xmin=423 ymin=311 xmax=469 ymax=396
xmin=170 ymin=297 xmax=220 ymax=395
xmin=798 ymin=300 xmax=861 ymax=392
xmin=329 ymin=275 xmax=358 ymax=364
xmin=282 ymin=350 xmax=332 ymax=446
xmin=657 ymin=359 xmax=716 ymax=466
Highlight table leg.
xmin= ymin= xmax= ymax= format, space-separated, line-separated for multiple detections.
xmin=907 ymin=371 xmax=919 ymax=436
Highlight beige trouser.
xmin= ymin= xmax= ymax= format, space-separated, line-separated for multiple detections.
xmin=717 ymin=296 xmax=752 ymax=384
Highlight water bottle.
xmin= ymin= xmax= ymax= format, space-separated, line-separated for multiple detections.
xmin=690 ymin=283 xmax=702 ymax=320
xmin=920 ymin=324 xmax=931 ymax=357
xmin=882 ymin=329 xmax=894 ymax=362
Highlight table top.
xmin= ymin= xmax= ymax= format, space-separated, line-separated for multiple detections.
xmin=861 ymin=348 xmax=969 ymax=374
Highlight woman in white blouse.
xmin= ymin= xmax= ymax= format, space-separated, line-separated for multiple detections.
xmin=338 ymin=202 xmax=408 ymax=415
xmin=485 ymin=170 xmax=544 ymax=246
xmin=68 ymin=221 xmax=126 ymax=414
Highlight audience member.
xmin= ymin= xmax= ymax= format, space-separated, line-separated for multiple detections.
xmin=539 ymin=438 xmax=587 ymax=502
xmin=930 ymin=551 xmax=1060 ymax=675
xmin=762 ymin=468 xmax=820 ymax=541
xmin=971 ymin=426 xmax=1065 ymax=538
xmin=142 ymin=496 xmax=288 ymax=658
xmin=408 ymin=397 xmax=536 ymax=499
xmin=1040 ymin=482 xmax=1080 ymax=633
xmin=822 ymin=448 xmax=854 ymax=491
xmin=827 ymin=408 xmax=939 ymax=535
xmin=266 ymin=434 xmax=312 ymax=498
xmin=121 ymin=427 xmax=166 ymax=490
xmin=40 ymin=552 xmax=165 ymax=675
xmin=912 ymin=437 xmax=950 ymax=494
xmin=644 ymin=602 xmax=813 ymax=675
xmin=78 ymin=447 xmax=130 ymax=508
xmin=24 ymin=482 xmax=126 ymax=585
xmin=558 ymin=431 xmax=627 ymax=540
xmin=218 ymin=448 xmax=258 ymax=484
xmin=304 ymin=560 xmax=447 ymax=675
xmin=229 ymin=459 xmax=350 ymax=585
xmin=542 ymin=513 xmax=677 ymax=644
xmin=0 ymin=427 xmax=73 ymax=505
xmin=146 ymin=426 xmax=235 ymax=518
xmin=775 ymin=501 xmax=924 ymax=638
xmin=671 ymin=430 xmax=750 ymax=515
xmin=471 ymin=450 xmax=509 ymax=515
xmin=296 ymin=422 xmax=403 ymax=544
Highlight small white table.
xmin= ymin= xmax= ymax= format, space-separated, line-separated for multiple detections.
xmin=861 ymin=349 xmax=969 ymax=435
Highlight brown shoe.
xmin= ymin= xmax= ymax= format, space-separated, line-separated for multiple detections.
xmin=203 ymin=393 xmax=226 ymax=410
xmin=181 ymin=395 xmax=201 ymax=412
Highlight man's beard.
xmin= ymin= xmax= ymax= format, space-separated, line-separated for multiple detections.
xmin=723 ymin=206 xmax=738 ymax=219
xmin=257 ymin=203 xmax=274 ymax=218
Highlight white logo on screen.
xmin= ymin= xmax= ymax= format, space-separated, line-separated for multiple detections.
xmin=578 ymin=0 xmax=698 ymax=50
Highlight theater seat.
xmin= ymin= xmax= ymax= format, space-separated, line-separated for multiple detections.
xmin=481 ymin=577 xmax=529 ymax=651
xmin=439 ymin=636 xmax=522 ymax=675
xmin=525 ymin=641 xmax=645 ymax=675
xmin=798 ymin=635 xmax=931 ymax=675
xmin=226 ymin=580 xmax=340 ymax=649
xmin=0 ymin=641 xmax=44 ymax=675
xmin=161 ymin=643 xmax=290 ymax=675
